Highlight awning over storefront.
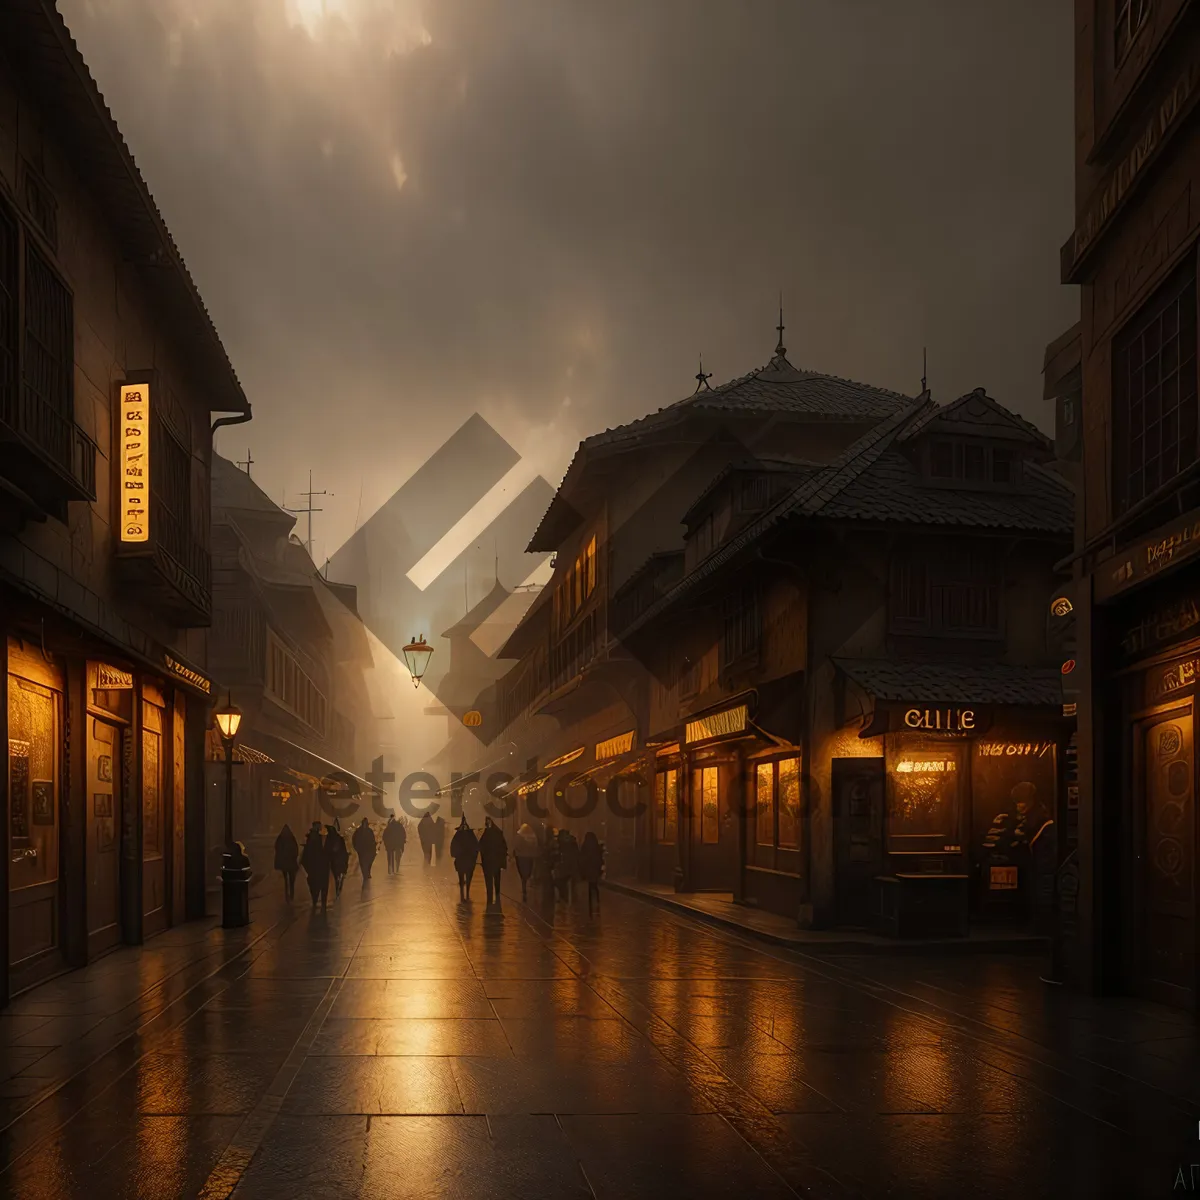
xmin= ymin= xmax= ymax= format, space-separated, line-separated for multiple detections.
xmin=834 ymin=657 xmax=1063 ymax=738
xmin=204 ymin=729 xmax=275 ymax=765
xmin=246 ymin=731 xmax=384 ymax=798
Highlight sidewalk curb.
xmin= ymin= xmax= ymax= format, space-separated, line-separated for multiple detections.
xmin=601 ymin=879 xmax=1049 ymax=957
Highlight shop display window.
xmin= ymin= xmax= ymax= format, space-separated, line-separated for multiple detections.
xmin=694 ymin=766 xmax=719 ymax=844
xmin=8 ymin=672 xmax=61 ymax=891
xmin=655 ymin=769 xmax=678 ymax=844
xmin=755 ymin=756 xmax=802 ymax=850
xmin=886 ymin=738 xmax=964 ymax=855
xmin=972 ymin=739 xmax=1057 ymax=894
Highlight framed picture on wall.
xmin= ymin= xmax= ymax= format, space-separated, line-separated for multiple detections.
xmin=98 ymin=755 xmax=112 ymax=783
xmin=31 ymin=779 xmax=54 ymax=825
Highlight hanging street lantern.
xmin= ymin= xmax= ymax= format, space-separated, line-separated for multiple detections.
xmin=214 ymin=693 xmax=243 ymax=742
xmin=212 ymin=692 xmax=250 ymax=929
xmin=402 ymin=634 xmax=434 ymax=688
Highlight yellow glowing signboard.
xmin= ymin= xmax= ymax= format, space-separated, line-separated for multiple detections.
xmin=595 ymin=730 xmax=635 ymax=761
xmin=119 ymin=382 xmax=150 ymax=542
xmin=895 ymin=759 xmax=957 ymax=774
xmin=686 ymin=705 xmax=748 ymax=744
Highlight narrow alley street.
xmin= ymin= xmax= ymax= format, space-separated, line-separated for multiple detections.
xmin=0 ymin=857 xmax=1195 ymax=1199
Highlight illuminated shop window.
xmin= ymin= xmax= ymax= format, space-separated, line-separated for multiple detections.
xmin=693 ymin=766 xmax=719 ymax=844
xmin=755 ymin=756 xmax=802 ymax=851
xmin=656 ymin=769 xmax=678 ymax=844
xmin=886 ymin=739 xmax=964 ymax=855
xmin=143 ymin=698 xmax=163 ymax=859
xmin=8 ymin=673 xmax=61 ymax=893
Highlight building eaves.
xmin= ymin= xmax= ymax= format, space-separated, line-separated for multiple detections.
xmin=1 ymin=1 xmax=249 ymax=414
xmin=834 ymin=657 xmax=1063 ymax=707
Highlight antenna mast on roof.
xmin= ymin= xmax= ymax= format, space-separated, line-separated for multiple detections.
xmin=921 ymin=347 xmax=928 ymax=394
xmin=235 ymin=449 xmax=254 ymax=477
xmin=285 ymin=469 xmax=329 ymax=559
xmin=775 ymin=293 xmax=786 ymax=358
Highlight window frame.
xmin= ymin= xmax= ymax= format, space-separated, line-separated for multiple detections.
xmin=890 ymin=544 xmax=1004 ymax=640
xmin=655 ymin=768 xmax=678 ymax=845
xmin=753 ymin=755 xmax=802 ymax=856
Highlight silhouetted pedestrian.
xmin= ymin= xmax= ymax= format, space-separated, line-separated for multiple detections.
xmin=300 ymin=821 xmax=329 ymax=911
xmin=450 ymin=817 xmax=479 ymax=900
xmin=383 ymin=815 xmax=403 ymax=874
xmin=433 ymin=815 xmax=447 ymax=864
xmin=418 ymin=811 xmax=435 ymax=864
xmin=326 ymin=824 xmax=349 ymax=897
xmin=479 ymin=816 xmax=509 ymax=906
xmin=353 ymin=817 xmax=378 ymax=881
xmin=514 ymin=822 xmax=538 ymax=902
xmin=274 ymin=823 xmax=299 ymax=900
xmin=540 ymin=828 xmax=559 ymax=904
xmin=580 ymin=831 xmax=604 ymax=915
xmin=554 ymin=829 xmax=579 ymax=901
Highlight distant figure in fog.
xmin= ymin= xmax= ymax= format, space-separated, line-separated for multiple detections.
xmin=450 ymin=816 xmax=479 ymax=901
xmin=326 ymin=824 xmax=349 ymax=897
xmin=433 ymin=814 xmax=447 ymax=864
xmin=540 ymin=828 xmax=560 ymax=903
xmin=554 ymin=829 xmax=579 ymax=902
xmin=479 ymin=816 xmax=509 ymax=906
xmin=300 ymin=821 xmax=329 ymax=911
xmin=418 ymin=812 xmax=435 ymax=864
xmin=274 ymin=824 xmax=299 ymax=900
xmin=514 ymin=823 xmax=539 ymax=901
xmin=353 ymin=817 xmax=378 ymax=882
xmin=383 ymin=816 xmax=405 ymax=873
xmin=580 ymin=832 xmax=604 ymax=915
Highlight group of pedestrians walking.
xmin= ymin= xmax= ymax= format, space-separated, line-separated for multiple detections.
xmin=273 ymin=811 xmax=604 ymax=914
xmin=273 ymin=814 xmax=410 ymax=910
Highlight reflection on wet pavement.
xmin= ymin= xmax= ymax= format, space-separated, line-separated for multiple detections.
xmin=0 ymin=857 xmax=1197 ymax=1198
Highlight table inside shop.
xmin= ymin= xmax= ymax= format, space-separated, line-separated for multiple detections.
xmin=875 ymin=873 xmax=969 ymax=938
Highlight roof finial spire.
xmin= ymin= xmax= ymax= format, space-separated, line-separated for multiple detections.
xmin=921 ymin=346 xmax=928 ymax=394
xmin=775 ymin=293 xmax=786 ymax=358
xmin=694 ymin=354 xmax=712 ymax=393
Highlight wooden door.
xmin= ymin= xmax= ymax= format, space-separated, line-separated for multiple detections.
xmin=141 ymin=696 xmax=167 ymax=936
xmin=7 ymin=643 xmax=64 ymax=988
xmin=86 ymin=717 xmax=122 ymax=956
xmin=833 ymin=757 xmax=885 ymax=927
xmin=1137 ymin=708 xmax=1195 ymax=1008
xmin=690 ymin=763 xmax=735 ymax=891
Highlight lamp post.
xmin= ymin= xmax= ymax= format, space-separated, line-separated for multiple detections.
xmin=214 ymin=693 xmax=243 ymax=846
xmin=213 ymin=694 xmax=249 ymax=929
xmin=402 ymin=634 xmax=434 ymax=689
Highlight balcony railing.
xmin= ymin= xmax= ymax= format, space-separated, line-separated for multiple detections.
xmin=0 ymin=384 xmax=97 ymax=510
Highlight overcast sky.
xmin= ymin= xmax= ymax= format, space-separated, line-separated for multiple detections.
xmin=61 ymin=0 xmax=1078 ymax=567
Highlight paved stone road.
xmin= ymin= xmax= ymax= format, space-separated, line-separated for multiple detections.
xmin=1 ymin=856 xmax=1198 ymax=1198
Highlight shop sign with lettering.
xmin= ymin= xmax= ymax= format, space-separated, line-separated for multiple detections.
xmin=977 ymin=741 xmax=1056 ymax=759
xmin=990 ymin=866 xmax=1018 ymax=891
xmin=902 ymin=707 xmax=976 ymax=733
xmin=1147 ymin=656 xmax=1200 ymax=704
xmin=1096 ymin=509 xmax=1200 ymax=602
xmin=686 ymin=704 xmax=748 ymax=744
xmin=1120 ymin=594 xmax=1200 ymax=660
xmin=96 ymin=664 xmax=133 ymax=689
xmin=595 ymin=730 xmax=635 ymax=761
xmin=119 ymin=382 xmax=151 ymax=543
xmin=163 ymin=653 xmax=211 ymax=695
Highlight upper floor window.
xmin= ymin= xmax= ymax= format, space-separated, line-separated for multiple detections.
xmin=891 ymin=546 xmax=1002 ymax=638
xmin=927 ymin=438 xmax=1021 ymax=487
xmin=1115 ymin=0 xmax=1151 ymax=65
xmin=738 ymin=475 xmax=770 ymax=513
xmin=554 ymin=533 xmax=597 ymax=631
xmin=721 ymin=585 xmax=761 ymax=671
xmin=1112 ymin=254 xmax=1197 ymax=515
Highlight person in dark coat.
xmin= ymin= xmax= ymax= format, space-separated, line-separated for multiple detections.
xmin=450 ymin=817 xmax=479 ymax=900
xmin=417 ymin=812 xmax=435 ymax=864
xmin=352 ymin=817 xmax=378 ymax=882
xmin=479 ymin=817 xmax=509 ymax=906
xmin=326 ymin=824 xmax=349 ymax=897
xmin=540 ymin=828 xmax=560 ymax=904
xmin=433 ymin=815 xmax=448 ymax=864
xmin=579 ymin=831 xmax=604 ymax=915
xmin=513 ymin=823 xmax=539 ymax=902
xmin=382 ymin=816 xmax=403 ymax=874
xmin=300 ymin=821 xmax=329 ymax=911
xmin=395 ymin=817 xmax=407 ymax=861
xmin=274 ymin=824 xmax=299 ymax=900
xmin=554 ymin=829 xmax=579 ymax=901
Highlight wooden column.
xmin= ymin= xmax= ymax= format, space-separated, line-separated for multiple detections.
xmin=61 ymin=658 xmax=87 ymax=968
xmin=1 ymin=635 xmax=10 ymax=1007
xmin=184 ymin=693 xmax=209 ymax=921
xmin=121 ymin=679 xmax=144 ymax=945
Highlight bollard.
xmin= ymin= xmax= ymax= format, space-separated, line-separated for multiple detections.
xmin=221 ymin=841 xmax=252 ymax=929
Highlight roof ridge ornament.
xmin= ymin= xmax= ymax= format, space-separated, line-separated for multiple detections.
xmin=694 ymin=354 xmax=712 ymax=393
xmin=775 ymin=293 xmax=786 ymax=358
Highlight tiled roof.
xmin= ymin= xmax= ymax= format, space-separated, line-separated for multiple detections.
xmin=1 ymin=2 xmax=248 ymax=414
xmin=896 ymin=387 xmax=1050 ymax=446
xmin=834 ymin=657 xmax=1063 ymax=707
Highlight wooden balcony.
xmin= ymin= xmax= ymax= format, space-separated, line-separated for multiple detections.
xmin=0 ymin=385 xmax=97 ymax=522
xmin=116 ymin=513 xmax=212 ymax=627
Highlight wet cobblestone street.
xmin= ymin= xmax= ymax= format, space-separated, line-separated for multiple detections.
xmin=1 ymin=857 xmax=1198 ymax=1199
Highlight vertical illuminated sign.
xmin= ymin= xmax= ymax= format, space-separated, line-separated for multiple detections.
xmin=119 ymin=382 xmax=150 ymax=542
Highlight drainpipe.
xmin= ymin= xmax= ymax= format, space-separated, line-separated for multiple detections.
xmin=211 ymin=408 xmax=253 ymax=439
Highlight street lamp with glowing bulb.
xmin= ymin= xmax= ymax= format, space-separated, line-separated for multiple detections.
xmin=214 ymin=694 xmax=242 ymax=846
xmin=402 ymin=635 xmax=433 ymax=688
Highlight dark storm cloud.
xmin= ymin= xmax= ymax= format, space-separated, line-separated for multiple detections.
xmin=59 ymin=0 xmax=1076 ymax=561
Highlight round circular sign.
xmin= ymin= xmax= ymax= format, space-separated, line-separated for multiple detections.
xmin=463 ymin=710 xmax=482 ymax=727
xmin=1061 ymin=659 xmax=1076 ymax=675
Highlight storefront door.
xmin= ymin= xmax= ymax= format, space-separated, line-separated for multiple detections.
xmin=833 ymin=757 xmax=884 ymax=926
xmin=7 ymin=640 xmax=64 ymax=989
xmin=690 ymin=762 xmax=735 ymax=891
xmin=1136 ymin=706 xmax=1195 ymax=1008
xmin=142 ymin=691 xmax=167 ymax=937
xmin=86 ymin=717 xmax=123 ymax=956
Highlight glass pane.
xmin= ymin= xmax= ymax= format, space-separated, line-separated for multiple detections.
xmin=887 ymin=741 xmax=963 ymax=854
xmin=9 ymin=676 xmax=59 ymax=889
xmin=756 ymin=762 xmax=774 ymax=846
xmin=143 ymin=725 xmax=162 ymax=859
xmin=778 ymin=757 xmax=801 ymax=849
xmin=700 ymin=767 xmax=719 ymax=844
xmin=663 ymin=770 xmax=677 ymax=845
